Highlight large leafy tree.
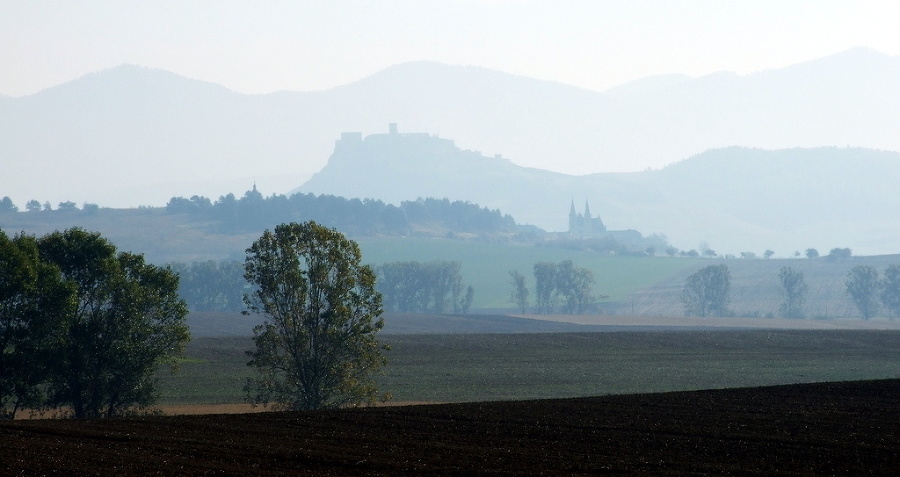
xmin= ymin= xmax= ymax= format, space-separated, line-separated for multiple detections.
xmin=244 ymin=221 xmax=388 ymax=410
xmin=37 ymin=228 xmax=189 ymax=418
xmin=0 ymin=232 xmax=71 ymax=419
xmin=777 ymin=266 xmax=808 ymax=319
xmin=681 ymin=264 xmax=731 ymax=317
xmin=846 ymin=265 xmax=880 ymax=320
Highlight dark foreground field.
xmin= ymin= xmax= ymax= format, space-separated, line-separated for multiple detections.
xmin=2 ymin=379 xmax=898 ymax=476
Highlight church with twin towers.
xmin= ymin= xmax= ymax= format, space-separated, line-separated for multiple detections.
xmin=568 ymin=200 xmax=606 ymax=237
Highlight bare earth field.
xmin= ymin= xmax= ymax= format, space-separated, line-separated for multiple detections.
xmin=156 ymin=401 xmax=434 ymax=416
xmin=2 ymin=379 xmax=898 ymax=476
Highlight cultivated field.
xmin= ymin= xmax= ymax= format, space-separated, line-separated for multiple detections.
xmin=5 ymin=325 xmax=899 ymax=474
xmin=156 ymin=327 xmax=900 ymax=407
xmin=3 ymin=380 xmax=898 ymax=475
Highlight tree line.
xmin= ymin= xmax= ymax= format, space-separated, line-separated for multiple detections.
xmin=508 ymin=260 xmax=600 ymax=315
xmin=165 ymin=188 xmax=518 ymax=237
xmin=680 ymin=263 xmax=900 ymax=320
xmin=171 ymin=259 xmax=477 ymax=315
xmin=374 ymin=261 xmax=474 ymax=314
xmin=169 ymin=260 xmax=249 ymax=311
xmin=2 ymin=189 xmax=520 ymax=239
xmin=0 ymin=196 xmax=100 ymax=214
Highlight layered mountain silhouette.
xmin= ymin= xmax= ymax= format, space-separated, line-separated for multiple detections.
xmin=300 ymin=126 xmax=900 ymax=255
xmin=3 ymin=47 xmax=900 ymax=253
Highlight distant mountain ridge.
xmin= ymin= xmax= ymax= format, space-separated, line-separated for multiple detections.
xmin=3 ymin=47 xmax=900 ymax=212
xmin=300 ymin=127 xmax=900 ymax=255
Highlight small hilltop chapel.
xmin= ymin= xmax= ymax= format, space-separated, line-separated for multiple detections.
xmin=568 ymin=200 xmax=606 ymax=237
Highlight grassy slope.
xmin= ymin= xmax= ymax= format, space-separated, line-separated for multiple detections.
xmin=157 ymin=330 xmax=900 ymax=406
xmin=630 ymin=255 xmax=900 ymax=318
xmin=356 ymin=237 xmax=692 ymax=309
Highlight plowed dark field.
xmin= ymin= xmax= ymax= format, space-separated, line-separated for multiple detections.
xmin=3 ymin=380 xmax=899 ymax=476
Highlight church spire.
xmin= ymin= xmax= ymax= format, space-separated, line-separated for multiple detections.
xmin=569 ymin=199 xmax=578 ymax=234
xmin=584 ymin=200 xmax=591 ymax=219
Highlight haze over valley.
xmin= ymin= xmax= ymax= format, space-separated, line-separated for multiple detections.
xmin=3 ymin=8 xmax=900 ymax=473
xmin=4 ymin=47 xmax=900 ymax=255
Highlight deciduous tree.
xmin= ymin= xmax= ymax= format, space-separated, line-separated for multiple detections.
xmin=845 ymin=265 xmax=880 ymax=320
xmin=38 ymin=228 xmax=189 ymax=418
xmin=244 ymin=221 xmax=388 ymax=410
xmin=533 ymin=262 xmax=558 ymax=314
xmin=0 ymin=197 xmax=17 ymax=214
xmin=777 ymin=266 xmax=808 ymax=319
xmin=681 ymin=264 xmax=731 ymax=317
xmin=556 ymin=260 xmax=595 ymax=314
xmin=826 ymin=247 xmax=852 ymax=261
xmin=0 ymin=232 xmax=70 ymax=419
xmin=508 ymin=270 xmax=529 ymax=314
xmin=374 ymin=260 xmax=472 ymax=314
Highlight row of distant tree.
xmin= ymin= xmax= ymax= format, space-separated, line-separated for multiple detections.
xmin=679 ymin=263 xmax=900 ymax=320
xmin=508 ymin=260 xmax=602 ymax=315
xmin=1 ymin=190 xmax=520 ymax=239
xmin=171 ymin=259 xmax=478 ymax=315
xmin=374 ymin=261 xmax=474 ymax=314
xmin=675 ymin=247 xmax=853 ymax=260
xmin=0 ymin=196 xmax=99 ymax=214
xmin=4 ymin=191 xmax=673 ymax=254
xmin=175 ymin=257 xmax=607 ymax=316
xmin=165 ymin=188 xmax=518 ymax=237
xmin=168 ymin=261 xmax=250 ymax=312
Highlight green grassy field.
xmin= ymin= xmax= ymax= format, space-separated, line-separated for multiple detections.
xmin=356 ymin=237 xmax=693 ymax=308
xmin=156 ymin=329 xmax=900 ymax=406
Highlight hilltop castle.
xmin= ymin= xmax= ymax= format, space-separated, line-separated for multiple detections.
xmin=569 ymin=200 xmax=606 ymax=237
xmin=334 ymin=123 xmax=455 ymax=152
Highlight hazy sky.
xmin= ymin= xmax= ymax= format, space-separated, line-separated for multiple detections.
xmin=3 ymin=1 xmax=900 ymax=97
